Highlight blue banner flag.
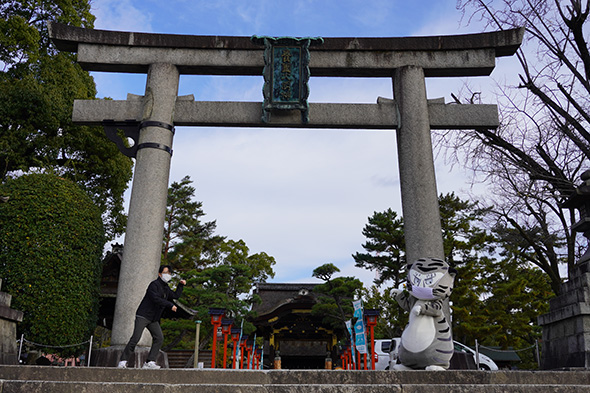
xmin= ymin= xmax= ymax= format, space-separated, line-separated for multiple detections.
xmin=354 ymin=319 xmax=367 ymax=354
xmin=345 ymin=319 xmax=356 ymax=364
xmin=352 ymin=299 xmax=363 ymax=319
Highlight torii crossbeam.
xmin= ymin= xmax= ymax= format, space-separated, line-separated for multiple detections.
xmin=49 ymin=23 xmax=523 ymax=362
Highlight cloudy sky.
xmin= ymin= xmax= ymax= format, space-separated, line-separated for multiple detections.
xmin=88 ymin=0 xmax=520 ymax=286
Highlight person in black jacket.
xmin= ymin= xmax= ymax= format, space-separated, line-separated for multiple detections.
xmin=118 ymin=265 xmax=186 ymax=369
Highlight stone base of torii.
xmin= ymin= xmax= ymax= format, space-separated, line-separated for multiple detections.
xmin=49 ymin=23 xmax=523 ymax=367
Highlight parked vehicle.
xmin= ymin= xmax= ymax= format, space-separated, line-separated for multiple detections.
xmin=373 ymin=338 xmax=399 ymax=370
xmin=388 ymin=337 xmax=401 ymax=369
xmin=453 ymin=341 xmax=498 ymax=370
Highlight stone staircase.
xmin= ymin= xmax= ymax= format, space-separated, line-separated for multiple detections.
xmin=166 ymin=349 xmax=212 ymax=368
xmin=0 ymin=366 xmax=588 ymax=392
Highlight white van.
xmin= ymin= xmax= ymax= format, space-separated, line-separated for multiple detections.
xmin=373 ymin=338 xmax=399 ymax=370
xmin=453 ymin=341 xmax=498 ymax=370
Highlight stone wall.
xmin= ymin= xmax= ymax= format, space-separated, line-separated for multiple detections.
xmin=538 ymin=263 xmax=590 ymax=369
xmin=0 ymin=281 xmax=24 ymax=364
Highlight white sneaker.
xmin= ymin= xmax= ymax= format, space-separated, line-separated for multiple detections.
xmin=117 ymin=360 xmax=127 ymax=368
xmin=142 ymin=361 xmax=160 ymax=369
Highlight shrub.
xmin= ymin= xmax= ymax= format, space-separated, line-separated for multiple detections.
xmin=0 ymin=173 xmax=105 ymax=356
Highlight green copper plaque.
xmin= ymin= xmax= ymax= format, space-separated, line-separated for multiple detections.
xmin=252 ymin=36 xmax=323 ymax=123
xmin=272 ymin=46 xmax=301 ymax=104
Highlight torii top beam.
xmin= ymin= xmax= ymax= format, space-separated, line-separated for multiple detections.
xmin=49 ymin=22 xmax=523 ymax=78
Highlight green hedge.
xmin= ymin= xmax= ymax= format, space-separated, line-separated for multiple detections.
xmin=0 ymin=173 xmax=105 ymax=356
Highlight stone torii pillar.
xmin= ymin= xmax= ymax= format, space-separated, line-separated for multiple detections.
xmin=394 ymin=66 xmax=444 ymax=262
xmin=48 ymin=23 xmax=523 ymax=364
xmin=111 ymin=63 xmax=180 ymax=350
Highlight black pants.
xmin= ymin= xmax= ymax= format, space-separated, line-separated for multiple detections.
xmin=120 ymin=316 xmax=164 ymax=363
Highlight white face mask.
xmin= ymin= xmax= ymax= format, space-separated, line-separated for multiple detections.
xmin=411 ymin=286 xmax=436 ymax=300
xmin=161 ymin=273 xmax=172 ymax=283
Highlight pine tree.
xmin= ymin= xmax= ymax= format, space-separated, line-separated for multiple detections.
xmin=311 ymin=263 xmax=363 ymax=338
xmin=352 ymin=208 xmax=405 ymax=287
xmin=162 ymin=175 xmax=224 ymax=272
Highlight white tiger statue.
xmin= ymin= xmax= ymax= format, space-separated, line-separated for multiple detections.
xmin=393 ymin=257 xmax=457 ymax=371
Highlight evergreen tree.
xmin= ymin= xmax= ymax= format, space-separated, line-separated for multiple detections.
xmin=352 ymin=208 xmax=405 ymax=287
xmin=162 ymin=176 xmax=224 ymax=271
xmin=361 ymin=285 xmax=407 ymax=338
xmin=0 ymin=0 xmax=133 ymax=238
xmin=438 ymin=194 xmax=497 ymax=343
xmin=353 ymin=193 xmax=492 ymax=284
xmin=439 ymin=193 xmax=493 ymax=267
xmin=450 ymin=254 xmax=498 ymax=344
xmin=481 ymin=257 xmax=551 ymax=369
xmin=311 ymin=263 xmax=364 ymax=338
xmin=162 ymin=239 xmax=276 ymax=351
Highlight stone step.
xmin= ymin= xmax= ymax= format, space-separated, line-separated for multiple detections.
xmin=0 ymin=366 xmax=588 ymax=393
xmin=1 ymin=382 xmax=588 ymax=393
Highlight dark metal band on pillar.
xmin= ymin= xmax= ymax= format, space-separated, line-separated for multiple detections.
xmin=139 ymin=120 xmax=175 ymax=134
xmin=102 ymin=119 xmax=174 ymax=157
xmin=137 ymin=121 xmax=174 ymax=156
xmin=136 ymin=142 xmax=173 ymax=155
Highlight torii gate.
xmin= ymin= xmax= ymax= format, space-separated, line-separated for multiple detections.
xmin=49 ymin=23 xmax=523 ymax=361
